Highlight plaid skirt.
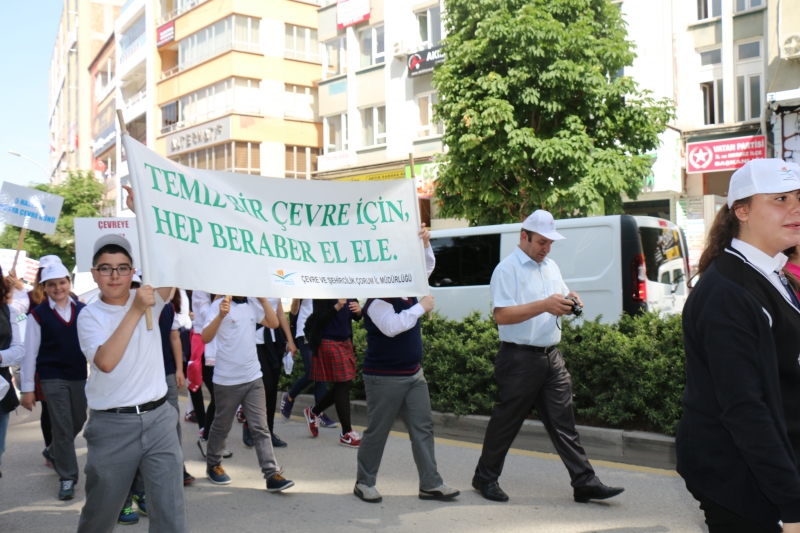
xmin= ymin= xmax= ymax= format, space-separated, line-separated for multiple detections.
xmin=310 ymin=338 xmax=356 ymax=382
xmin=34 ymin=373 xmax=46 ymax=402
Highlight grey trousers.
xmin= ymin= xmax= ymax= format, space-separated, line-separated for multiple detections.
xmin=77 ymin=402 xmax=187 ymax=533
xmin=357 ymin=369 xmax=443 ymax=490
xmin=475 ymin=344 xmax=599 ymax=488
xmin=165 ymin=373 xmax=181 ymax=445
xmin=207 ymin=378 xmax=279 ymax=479
xmin=39 ymin=379 xmax=87 ymax=483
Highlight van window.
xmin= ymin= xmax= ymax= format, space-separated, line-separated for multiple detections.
xmin=639 ymin=227 xmax=683 ymax=283
xmin=429 ymin=234 xmax=501 ymax=287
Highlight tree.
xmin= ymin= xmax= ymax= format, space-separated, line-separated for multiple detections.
xmin=0 ymin=171 xmax=107 ymax=271
xmin=433 ymin=0 xmax=675 ymax=225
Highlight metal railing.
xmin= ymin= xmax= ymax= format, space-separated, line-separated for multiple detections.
xmin=119 ymin=33 xmax=146 ymax=65
xmin=157 ymin=0 xmax=211 ymax=25
xmin=123 ymin=88 xmax=147 ymax=109
xmin=160 ymin=104 xmax=262 ymax=135
xmin=160 ymin=41 xmax=262 ymax=79
xmin=284 ymin=49 xmax=321 ymax=63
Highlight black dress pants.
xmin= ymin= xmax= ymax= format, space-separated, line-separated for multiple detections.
xmin=475 ymin=342 xmax=598 ymax=488
xmin=257 ymin=341 xmax=281 ymax=434
xmin=686 ymin=483 xmax=777 ymax=533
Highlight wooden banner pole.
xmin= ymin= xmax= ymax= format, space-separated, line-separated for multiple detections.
xmin=10 ymin=225 xmax=27 ymax=275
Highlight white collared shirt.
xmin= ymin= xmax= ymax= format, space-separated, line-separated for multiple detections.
xmin=204 ymin=297 xmax=265 ymax=386
xmin=78 ymin=290 xmax=168 ymax=410
xmin=192 ymin=290 xmax=212 ymax=334
xmin=365 ymin=247 xmax=436 ymax=337
xmin=0 ymin=304 xmax=25 ymax=368
xmin=491 ymin=246 xmax=570 ymax=347
xmin=21 ymin=297 xmax=76 ymax=393
xmin=730 ymin=238 xmax=794 ymax=305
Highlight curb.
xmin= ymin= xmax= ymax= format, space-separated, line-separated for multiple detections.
xmin=285 ymin=393 xmax=677 ymax=470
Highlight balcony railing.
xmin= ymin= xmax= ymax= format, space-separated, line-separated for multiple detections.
xmin=284 ymin=49 xmax=321 ymax=63
xmin=161 ymin=41 xmax=262 ymax=80
xmin=160 ymin=104 xmax=261 ymax=134
xmin=119 ymin=33 xmax=146 ymax=66
xmin=123 ymin=88 xmax=147 ymax=109
xmin=157 ymin=0 xmax=211 ymax=25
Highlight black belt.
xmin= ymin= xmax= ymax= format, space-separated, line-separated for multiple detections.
xmin=103 ymin=395 xmax=167 ymax=414
xmin=500 ymin=341 xmax=556 ymax=353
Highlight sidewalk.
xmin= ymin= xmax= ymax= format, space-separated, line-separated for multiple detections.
xmin=0 ymin=399 xmax=703 ymax=533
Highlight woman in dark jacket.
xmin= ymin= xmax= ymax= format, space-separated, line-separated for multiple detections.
xmin=678 ymin=159 xmax=800 ymax=533
xmin=0 ymin=265 xmax=27 ymax=477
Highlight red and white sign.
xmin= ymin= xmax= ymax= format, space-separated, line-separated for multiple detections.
xmin=686 ymin=135 xmax=766 ymax=173
xmin=337 ymin=0 xmax=370 ymax=30
xmin=157 ymin=20 xmax=175 ymax=48
xmin=73 ymin=217 xmax=140 ymax=272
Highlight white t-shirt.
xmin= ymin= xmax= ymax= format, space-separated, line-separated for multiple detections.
xmin=204 ymin=298 xmax=264 ymax=386
xmin=192 ymin=290 xmax=212 ymax=334
xmin=78 ymin=290 xmax=168 ymax=410
xmin=296 ymin=299 xmax=312 ymax=340
xmin=175 ymin=289 xmax=193 ymax=330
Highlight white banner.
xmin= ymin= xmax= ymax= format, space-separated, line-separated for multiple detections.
xmin=0 ymin=182 xmax=64 ymax=235
xmin=122 ymin=135 xmax=428 ymax=298
xmin=0 ymin=248 xmax=26 ymax=277
xmin=74 ymin=217 xmax=141 ymax=272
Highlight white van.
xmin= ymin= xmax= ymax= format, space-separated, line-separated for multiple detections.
xmin=428 ymin=215 xmax=690 ymax=323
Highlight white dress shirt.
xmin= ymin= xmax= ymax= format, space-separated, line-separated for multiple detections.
xmin=490 ymin=246 xmax=570 ymax=347
xmin=730 ymin=239 xmax=795 ymax=306
xmin=20 ymin=297 xmax=75 ymax=393
xmin=365 ymin=246 xmax=436 ymax=337
xmin=78 ymin=290 xmax=168 ymax=410
xmin=0 ymin=304 xmax=25 ymax=368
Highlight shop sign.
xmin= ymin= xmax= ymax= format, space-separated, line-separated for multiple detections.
xmin=166 ymin=117 xmax=231 ymax=156
xmin=404 ymin=162 xmax=439 ymax=198
xmin=337 ymin=0 xmax=370 ymax=30
xmin=334 ymin=169 xmax=405 ymax=181
xmin=318 ymin=150 xmax=357 ymax=172
xmin=157 ymin=21 xmax=175 ymax=48
xmin=408 ymin=46 xmax=445 ymax=78
xmin=686 ymin=135 xmax=766 ymax=173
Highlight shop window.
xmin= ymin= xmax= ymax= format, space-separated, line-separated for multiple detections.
xmin=361 ymin=106 xmax=386 ymax=146
xmin=169 ymin=141 xmax=260 ymax=174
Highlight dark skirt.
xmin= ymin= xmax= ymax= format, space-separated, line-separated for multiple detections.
xmin=310 ymin=339 xmax=356 ymax=382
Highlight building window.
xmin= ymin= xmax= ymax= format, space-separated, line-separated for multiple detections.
xmin=170 ymin=141 xmax=260 ymax=174
xmin=696 ymin=0 xmax=721 ymax=20
xmin=417 ymin=92 xmax=443 ymax=138
xmin=94 ymin=57 xmax=115 ymax=101
xmin=285 ymin=145 xmax=319 ymax=179
xmin=324 ymin=114 xmax=347 ymax=153
xmin=735 ymin=40 xmax=762 ymax=122
xmin=361 ymin=106 xmax=386 ymax=146
xmin=284 ymin=85 xmax=318 ymax=120
xmin=177 ymin=15 xmax=260 ymax=74
xmin=700 ymin=80 xmax=724 ymax=125
xmin=429 ymin=234 xmax=501 ymax=287
xmin=735 ymin=0 xmax=762 ymax=12
xmin=285 ymin=24 xmax=319 ymax=63
xmin=417 ymin=6 xmax=442 ymax=48
xmin=324 ymin=37 xmax=347 ymax=78
xmin=160 ymin=77 xmax=260 ymax=134
xmin=700 ymin=48 xmax=722 ymax=66
xmin=359 ymin=26 xmax=385 ymax=67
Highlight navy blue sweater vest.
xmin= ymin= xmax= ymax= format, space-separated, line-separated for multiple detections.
xmin=31 ymin=300 xmax=87 ymax=382
xmin=362 ymin=298 xmax=422 ymax=376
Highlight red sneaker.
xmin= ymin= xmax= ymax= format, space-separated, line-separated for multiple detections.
xmin=236 ymin=406 xmax=246 ymax=423
xmin=303 ymin=407 xmax=319 ymax=437
xmin=339 ymin=430 xmax=361 ymax=448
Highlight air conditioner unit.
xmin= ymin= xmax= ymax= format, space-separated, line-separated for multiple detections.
xmin=393 ymin=41 xmax=408 ymax=58
xmin=784 ymin=33 xmax=800 ymax=60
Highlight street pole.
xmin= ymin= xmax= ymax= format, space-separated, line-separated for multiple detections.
xmin=7 ymin=150 xmax=51 ymax=181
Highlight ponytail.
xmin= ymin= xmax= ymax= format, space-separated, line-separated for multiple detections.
xmin=695 ymin=198 xmax=751 ymax=278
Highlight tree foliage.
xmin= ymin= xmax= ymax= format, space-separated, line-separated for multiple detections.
xmin=433 ymin=0 xmax=675 ymax=225
xmin=0 ymin=171 xmax=106 ymax=271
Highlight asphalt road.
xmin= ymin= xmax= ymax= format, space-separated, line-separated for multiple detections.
xmin=0 ymin=398 xmax=706 ymax=533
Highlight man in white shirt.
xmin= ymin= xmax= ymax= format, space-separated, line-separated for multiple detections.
xmin=202 ymin=295 xmax=294 ymax=492
xmin=472 ymin=210 xmax=624 ymax=504
xmin=76 ymin=232 xmax=187 ymax=533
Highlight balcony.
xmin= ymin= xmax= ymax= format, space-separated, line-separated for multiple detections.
xmin=157 ymin=0 xmax=211 ymax=25
xmin=161 ymin=103 xmax=261 ymax=135
xmin=119 ymin=33 xmax=146 ymax=66
xmin=161 ymin=41 xmax=262 ymax=80
xmin=284 ymin=48 xmax=321 ymax=64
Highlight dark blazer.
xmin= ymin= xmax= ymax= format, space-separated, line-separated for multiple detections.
xmin=677 ymin=247 xmax=800 ymax=528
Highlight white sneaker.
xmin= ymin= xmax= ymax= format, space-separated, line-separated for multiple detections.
xmin=419 ymin=484 xmax=460 ymax=501
xmin=354 ymin=482 xmax=382 ymax=503
xmin=223 ymin=448 xmax=233 ymax=459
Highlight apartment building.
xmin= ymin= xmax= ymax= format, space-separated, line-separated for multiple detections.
xmin=49 ymin=0 xmax=126 ymax=184
xmin=88 ymin=33 xmax=118 ymax=215
xmin=314 ymin=0 xmax=446 ymax=228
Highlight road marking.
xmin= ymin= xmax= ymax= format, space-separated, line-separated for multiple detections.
xmin=287 ymin=415 xmax=678 ymax=478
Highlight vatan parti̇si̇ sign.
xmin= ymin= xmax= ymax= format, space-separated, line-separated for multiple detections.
xmin=122 ymin=135 xmax=429 ymax=299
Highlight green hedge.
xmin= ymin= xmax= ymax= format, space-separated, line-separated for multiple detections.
xmin=278 ymin=311 xmax=686 ymax=436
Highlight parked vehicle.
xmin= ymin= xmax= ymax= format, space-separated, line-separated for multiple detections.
xmin=428 ymin=215 xmax=690 ymax=323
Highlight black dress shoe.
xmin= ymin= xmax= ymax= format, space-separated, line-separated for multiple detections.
xmin=272 ymin=434 xmax=288 ymax=448
xmin=472 ymin=475 xmax=509 ymax=502
xmin=574 ymin=483 xmax=625 ymax=503
xmin=183 ymin=467 xmax=195 ymax=485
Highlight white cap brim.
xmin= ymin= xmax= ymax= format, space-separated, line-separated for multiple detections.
xmin=40 ymin=264 xmax=70 ymax=283
xmin=530 ymin=229 xmax=566 ymax=241
xmin=92 ymin=233 xmax=134 ymax=260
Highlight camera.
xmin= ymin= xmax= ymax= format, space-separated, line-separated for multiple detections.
xmin=565 ymin=296 xmax=583 ymax=317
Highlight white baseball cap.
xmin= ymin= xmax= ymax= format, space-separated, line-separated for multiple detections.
xmin=38 ymin=255 xmax=62 ymax=269
xmin=521 ymin=210 xmax=565 ymax=241
xmin=92 ymin=233 xmax=134 ymax=260
xmin=132 ymin=269 xmax=142 ymax=284
xmin=40 ymin=263 xmax=70 ymax=283
xmin=727 ymin=159 xmax=800 ymax=207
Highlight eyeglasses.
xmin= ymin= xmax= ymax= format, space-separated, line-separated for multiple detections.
xmin=94 ymin=265 xmax=133 ymax=276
